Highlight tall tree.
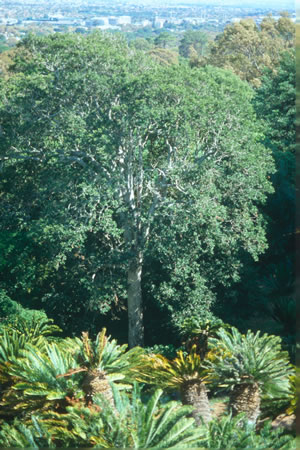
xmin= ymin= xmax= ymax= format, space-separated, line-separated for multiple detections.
xmin=217 ymin=50 xmax=295 ymax=362
xmin=0 ymin=32 xmax=274 ymax=347
xmin=199 ymin=13 xmax=294 ymax=87
xmin=154 ymin=31 xmax=176 ymax=49
xmin=179 ymin=30 xmax=208 ymax=58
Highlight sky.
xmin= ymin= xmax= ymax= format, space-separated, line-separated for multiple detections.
xmin=135 ymin=0 xmax=295 ymax=7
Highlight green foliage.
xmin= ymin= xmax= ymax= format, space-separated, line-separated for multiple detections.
xmin=178 ymin=316 xmax=228 ymax=350
xmin=0 ymin=31 xmax=275 ymax=340
xmin=0 ymin=342 xmax=84 ymax=417
xmin=0 ymin=416 xmax=55 ymax=448
xmin=178 ymin=316 xmax=226 ymax=338
xmin=220 ymin=48 xmax=295 ymax=363
xmin=179 ymin=29 xmax=208 ymax=58
xmin=197 ymin=413 xmax=295 ymax=449
xmin=154 ymin=31 xmax=176 ymax=49
xmin=254 ymin=50 xmax=295 ymax=153
xmin=72 ymin=328 xmax=145 ymax=386
xmin=2 ymin=384 xmax=203 ymax=448
xmin=208 ymin=328 xmax=293 ymax=398
xmin=147 ymin=47 xmax=179 ymax=65
xmin=144 ymin=344 xmax=179 ymax=359
xmin=74 ymin=383 xmax=203 ymax=448
xmin=136 ymin=345 xmax=212 ymax=391
xmin=203 ymin=14 xmax=295 ymax=86
xmin=4 ymin=315 xmax=62 ymax=340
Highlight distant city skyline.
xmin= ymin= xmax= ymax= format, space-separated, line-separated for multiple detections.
xmin=121 ymin=0 xmax=294 ymax=6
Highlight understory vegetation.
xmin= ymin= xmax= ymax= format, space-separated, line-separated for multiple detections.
xmin=0 ymin=318 xmax=296 ymax=448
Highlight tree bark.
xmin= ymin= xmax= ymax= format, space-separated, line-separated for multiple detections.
xmin=229 ymin=382 xmax=261 ymax=425
xmin=82 ymin=369 xmax=116 ymax=411
xmin=127 ymin=251 xmax=144 ymax=348
xmin=180 ymin=379 xmax=212 ymax=425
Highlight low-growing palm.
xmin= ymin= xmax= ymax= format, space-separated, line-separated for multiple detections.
xmin=136 ymin=345 xmax=213 ymax=425
xmin=58 ymin=328 xmax=145 ymax=407
xmin=0 ymin=342 xmax=83 ymax=417
xmin=36 ymin=383 xmax=204 ymax=448
xmin=0 ymin=317 xmax=62 ymax=386
xmin=179 ymin=317 xmax=228 ymax=359
xmin=0 ymin=416 xmax=55 ymax=448
xmin=5 ymin=316 xmax=62 ymax=342
xmin=207 ymin=327 xmax=293 ymax=424
xmin=197 ymin=413 xmax=295 ymax=449
xmin=1 ymin=327 xmax=145 ymax=418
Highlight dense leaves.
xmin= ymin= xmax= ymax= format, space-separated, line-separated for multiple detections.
xmin=199 ymin=13 xmax=295 ymax=87
xmin=0 ymin=31 xmax=274 ymax=345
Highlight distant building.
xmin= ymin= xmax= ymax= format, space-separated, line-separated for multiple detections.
xmin=153 ymin=17 xmax=166 ymax=28
xmin=117 ymin=16 xmax=131 ymax=25
xmin=138 ymin=19 xmax=152 ymax=27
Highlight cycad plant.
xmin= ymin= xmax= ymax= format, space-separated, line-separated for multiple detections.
xmin=178 ymin=316 xmax=227 ymax=359
xmin=57 ymin=328 xmax=145 ymax=406
xmin=0 ymin=416 xmax=55 ymax=448
xmin=34 ymin=383 xmax=204 ymax=448
xmin=207 ymin=327 xmax=293 ymax=424
xmin=136 ymin=345 xmax=213 ymax=425
xmin=5 ymin=316 xmax=62 ymax=342
xmin=197 ymin=413 xmax=295 ymax=449
xmin=0 ymin=341 xmax=83 ymax=417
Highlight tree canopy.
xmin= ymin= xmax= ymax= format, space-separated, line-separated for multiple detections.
xmin=0 ymin=31 xmax=274 ymax=346
xmin=196 ymin=13 xmax=295 ymax=87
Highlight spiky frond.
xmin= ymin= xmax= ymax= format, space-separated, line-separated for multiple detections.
xmin=207 ymin=327 xmax=293 ymax=396
xmin=73 ymin=328 xmax=145 ymax=384
xmin=1 ymin=342 xmax=84 ymax=416
xmin=28 ymin=383 xmax=203 ymax=448
xmin=4 ymin=316 xmax=61 ymax=341
xmin=197 ymin=413 xmax=296 ymax=449
xmin=0 ymin=416 xmax=55 ymax=448
xmin=136 ymin=345 xmax=211 ymax=390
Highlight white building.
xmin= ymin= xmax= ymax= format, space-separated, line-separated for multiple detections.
xmin=153 ymin=17 xmax=166 ymax=28
xmin=117 ymin=16 xmax=131 ymax=25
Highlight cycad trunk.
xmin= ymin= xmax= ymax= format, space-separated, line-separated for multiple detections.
xmin=180 ymin=379 xmax=212 ymax=425
xmin=82 ymin=369 xmax=115 ymax=409
xmin=127 ymin=252 xmax=144 ymax=348
xmin=229 ymin=382 xmax=261 ymax=424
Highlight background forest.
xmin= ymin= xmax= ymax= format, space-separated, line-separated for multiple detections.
xmin=0 ymin=11 xmax=297 ymax=449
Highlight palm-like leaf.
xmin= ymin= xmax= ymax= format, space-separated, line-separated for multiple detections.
xmin=4 ymin=316 xmax=61 ymax=342
xmin=197 ymin=413 xmax=296 ymax=449
xmin=1 ymin=342 xmax=84 ymax=416
xmin=73 ymin=328 xmax=145 ymax=384
xmin=41 ymin=383 xmax=204 ymax=448
xmin=136 ymin=346 xmax=213 ymax=424
xmin=208 ymin=327 xmax=293 ymax=395
xmin=137 ymin=345 xmax=211 ymax=390
xmin=0 ymin=416 xmax=55 ymax=448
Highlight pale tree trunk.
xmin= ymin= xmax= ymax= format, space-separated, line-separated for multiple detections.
xmin=127 ymin=251 xmax=144 ymax=348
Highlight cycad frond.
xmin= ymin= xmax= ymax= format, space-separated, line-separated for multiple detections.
xmin=0 ymin=416 xmax=55 ymax=448
xmin=137 ymin=345 xmax=211 ymax=390
xmin=93 ymin=383 xmax=204 ymax=448
xmin=208 ymin=327 xmax=293 ymax=394
xmin=1 ymin=343 xmax=84 ymax=416
xmin=0 ymin=328 xmax=49 ymax=385
xmin=32 ymin=383 xmax=202 ymax=448
xmin=5 ymin=316 xmax=61 ymax=341
xmin=74 ymin=328 xmax=145 ymax=382
xmin=197 ymin=413 xmax=295 ymax=449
